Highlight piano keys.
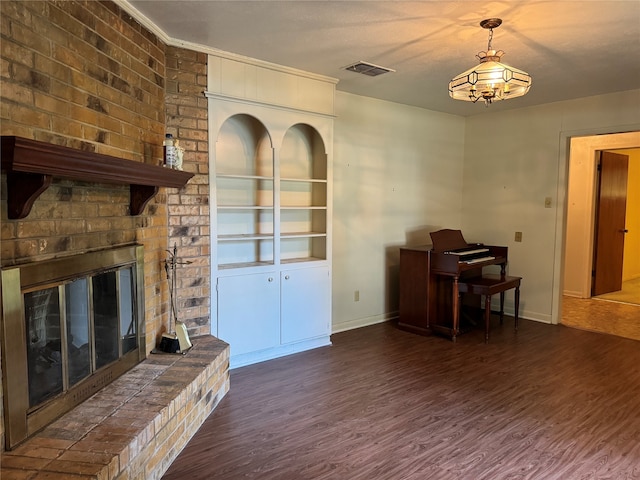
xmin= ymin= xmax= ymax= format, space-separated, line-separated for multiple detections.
xmin=430 ymin=245 xmax=507 ymax=276
xmin=442 ymin=247 xmax=495 ymax=264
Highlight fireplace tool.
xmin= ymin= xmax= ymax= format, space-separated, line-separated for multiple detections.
xmin=159 ymin=244 xmax=193 ymax=353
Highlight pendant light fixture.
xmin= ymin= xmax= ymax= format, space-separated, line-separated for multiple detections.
xmin=449 ymin=18 xmax=531 ymax=106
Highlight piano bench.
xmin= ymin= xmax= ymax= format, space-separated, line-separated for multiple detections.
xmin=457 ymin=274 xmax=521 ymax=343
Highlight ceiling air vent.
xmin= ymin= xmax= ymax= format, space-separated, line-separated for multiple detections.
xmin=343 ymin=61 xmax=395 ymax=77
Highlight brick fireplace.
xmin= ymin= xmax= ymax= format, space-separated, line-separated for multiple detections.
xmin=0 ymin=0 xmax=222 ymax=477
xmin=1 ymin=332 xmax=228 ymax=479
xmin=1 ymin=242 xmax=148 ymax=449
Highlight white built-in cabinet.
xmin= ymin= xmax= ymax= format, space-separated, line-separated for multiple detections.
xmin=206 ymin=54 xmax=336 ymax=368
xmin=217 ymin=272 xmax=280 ymax=357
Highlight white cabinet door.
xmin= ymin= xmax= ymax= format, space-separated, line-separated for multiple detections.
xmin=217 ymin=272 xmax=280 ymax=357
xmin=281 ymin=267 xmax=330 ymax=344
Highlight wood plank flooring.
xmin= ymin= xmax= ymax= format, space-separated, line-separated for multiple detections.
xmin=163 ymin=319 xmax=640 ymax=480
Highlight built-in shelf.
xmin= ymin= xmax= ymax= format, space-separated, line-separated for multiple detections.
xmin=219 ymin=260 xmax=274 ymax=270
xmin=280 ymin=206 xmax=327 ymax=209
xmin=217 ymin=174 xmax=272 ymax=180
xmin=217 ymin=205 xmax=274 ymax=210
xmin=281 ymin=256 xmax=325 ymax=264
xmin=1 ymin=136 xmax=194 ymax=219
xmin=281 ymin=177 xmax=327 ymax=183
xmin=281 ymin=232 xmax=326 ymax=238
xmin=218 ymin=233 xmax=274 ymax=241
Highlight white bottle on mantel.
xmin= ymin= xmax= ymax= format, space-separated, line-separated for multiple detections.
xmin=163 ymin=133 xmax=176 ymax=168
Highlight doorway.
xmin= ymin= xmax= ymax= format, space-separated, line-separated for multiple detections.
xmin=563 ymin=136 xmax=640 ymax=300
xmin=561 ymin=133 xmax=640 ymax=339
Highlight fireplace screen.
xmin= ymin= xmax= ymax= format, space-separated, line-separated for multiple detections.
xmin=1 ymin=245 xmax=145 ymax=449
xmin=25 ymin=267 xmax=137 ymax=408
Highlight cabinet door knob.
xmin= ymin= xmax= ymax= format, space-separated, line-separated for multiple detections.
xmin=268 ymin=277 xmax=274 ymax=282
xmin=284 ymin=275 xmax=290 ymax=280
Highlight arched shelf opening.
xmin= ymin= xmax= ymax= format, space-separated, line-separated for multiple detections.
xmin=215 ymin=114 xmax=275 ymax=269
xmin=280 ymin=123 xmax=328 ymax=264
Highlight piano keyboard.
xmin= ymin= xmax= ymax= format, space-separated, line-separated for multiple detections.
xmin=446 ymin=248 xmax=490 ymax=256
xmin=462 ymin=256 xmax=495 ymax=264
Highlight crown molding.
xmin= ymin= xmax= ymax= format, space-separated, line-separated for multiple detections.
xmin=114 ymin=0 xmax=338 ymax=85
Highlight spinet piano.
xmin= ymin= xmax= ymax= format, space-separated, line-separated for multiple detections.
xmin=398 ymin=229 xmax=508 ymax=340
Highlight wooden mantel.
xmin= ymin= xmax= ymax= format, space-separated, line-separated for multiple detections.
xmin=1 ymin=136 xmax=194 ymax=219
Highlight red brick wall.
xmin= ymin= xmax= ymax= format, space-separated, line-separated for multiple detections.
xmin=165 ymin=47 xmax=211 ymax=337
xmin=0 ymin=0 xmax=211 ymax=451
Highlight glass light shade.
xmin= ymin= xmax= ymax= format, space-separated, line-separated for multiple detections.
xmin=449 ymin=58 xmax=531 ymax=104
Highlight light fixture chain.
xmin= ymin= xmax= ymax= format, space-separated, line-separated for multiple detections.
xmin=487 ymin=27 xmax=493 ymax=51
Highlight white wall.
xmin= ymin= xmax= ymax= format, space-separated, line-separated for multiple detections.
xmin=462 ymin=90 xmax=640 ymax=324
xmin=330 ymin=89 xmax=640 ymax=333
xmin=331 ymin=92 xmax=466 ymax=332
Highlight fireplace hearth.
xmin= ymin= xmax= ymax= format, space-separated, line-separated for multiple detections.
xmin=1 ymin=245 xmax=146 ymax=449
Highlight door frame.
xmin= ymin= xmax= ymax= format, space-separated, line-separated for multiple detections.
xmin=554 ymin=129 xmax=640 ymax=324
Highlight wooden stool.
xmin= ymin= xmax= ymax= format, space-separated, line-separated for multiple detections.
xmin=457 ymin=274 xmax=521 ymax=343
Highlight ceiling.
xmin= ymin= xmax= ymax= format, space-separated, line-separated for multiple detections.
xmin=122 ymin=1 xmax=640 ymax=117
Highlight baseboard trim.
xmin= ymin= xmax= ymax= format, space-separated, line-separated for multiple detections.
xmin=229 ymin=336 xmax=332 ymax=369
xmin=332 ymin=311 xmax=398 ymax=334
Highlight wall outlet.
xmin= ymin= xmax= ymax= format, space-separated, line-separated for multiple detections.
xmin=354 ymin=290 xmax=360 ymax=302
xmin=515 ymin=231 xmax=523 ymax=242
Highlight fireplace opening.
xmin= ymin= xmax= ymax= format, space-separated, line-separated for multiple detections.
xmin=1 ymin=245 xmax=146 ymax=449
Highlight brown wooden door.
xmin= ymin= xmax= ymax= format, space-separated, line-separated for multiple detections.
xmin=592 ymin=151 xmax=629 ymax=296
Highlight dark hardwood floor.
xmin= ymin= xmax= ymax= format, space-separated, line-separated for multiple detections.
xmin=163 ymin=319 xmax=640 ymax=480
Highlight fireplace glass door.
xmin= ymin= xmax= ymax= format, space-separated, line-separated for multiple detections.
xmin=66 ymin=278 xmax=91 ymax=388
xmin=2 ymin=245 xmax=145 ymax=449
xmin=25 ymin=267 xmax=137 ymax=409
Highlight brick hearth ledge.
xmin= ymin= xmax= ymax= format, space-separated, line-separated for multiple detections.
xmin=1 ymin=335 xmax=230 ymax=480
